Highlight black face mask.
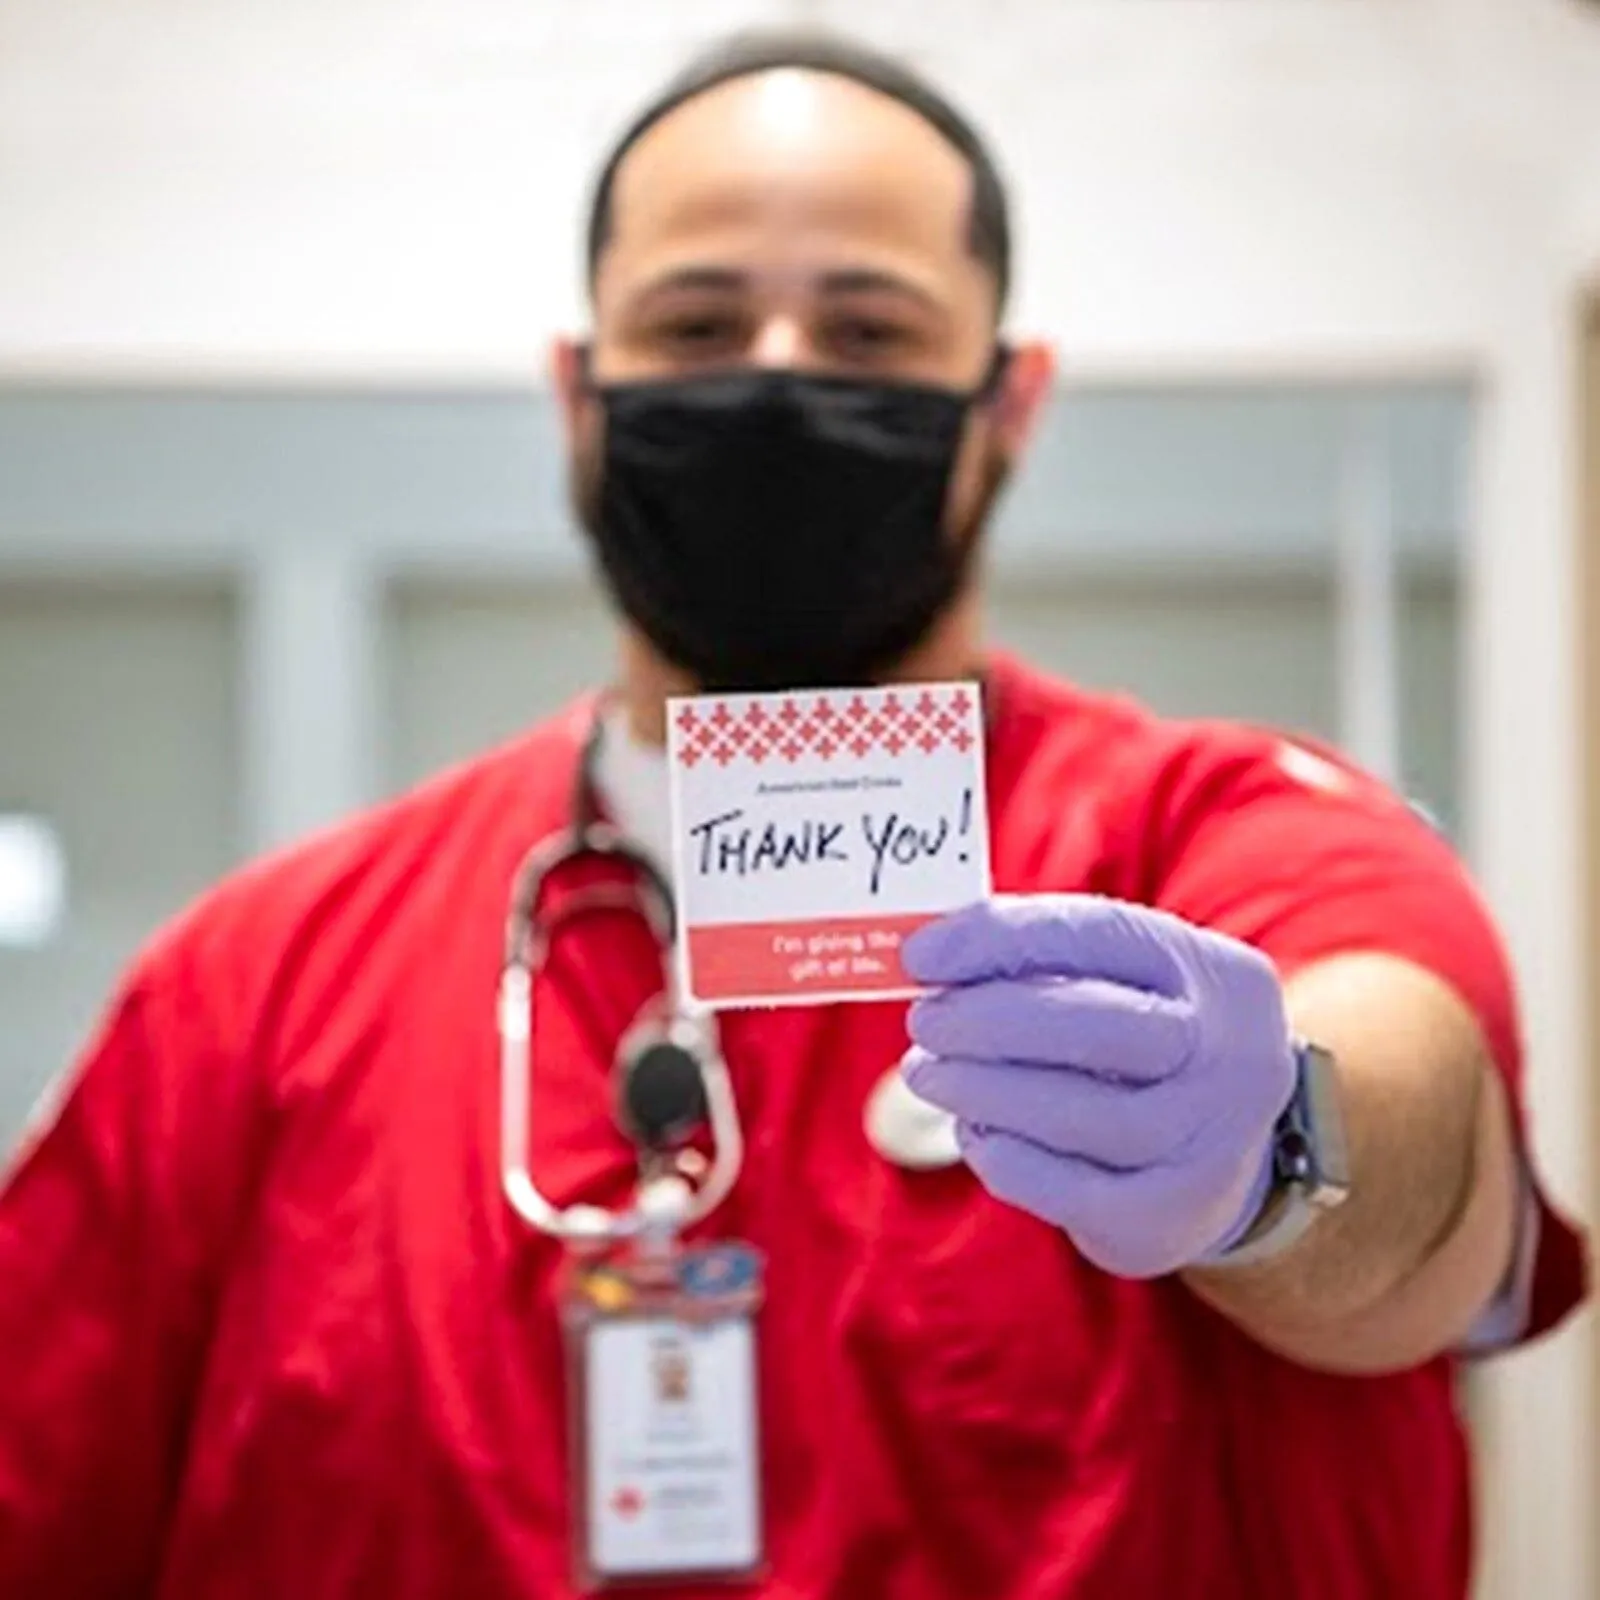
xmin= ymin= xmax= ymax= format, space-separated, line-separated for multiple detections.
xmin=575 ymin=364 xmax=1004 ymax=692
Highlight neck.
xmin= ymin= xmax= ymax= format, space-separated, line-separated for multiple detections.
xmin=617 ymin=592 xmax=986 ymax=747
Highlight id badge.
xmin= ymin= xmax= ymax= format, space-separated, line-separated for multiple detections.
xmin=563 ymin=1243 xmax=766 ymax=1591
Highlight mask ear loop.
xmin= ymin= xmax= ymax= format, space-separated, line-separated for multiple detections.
xmin=975 ymin=342 xmax=1013 ymax=403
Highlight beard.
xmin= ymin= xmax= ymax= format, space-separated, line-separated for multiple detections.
xmin=568 ymin=400 xmax=1014 ymax=692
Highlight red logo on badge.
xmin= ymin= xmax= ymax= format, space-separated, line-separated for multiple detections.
xmin=611 ymin=1486 xmax=645 ymax=1519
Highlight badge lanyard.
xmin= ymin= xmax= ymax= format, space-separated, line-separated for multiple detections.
xmin=498 ymin=724 xmax=767 ymax=1589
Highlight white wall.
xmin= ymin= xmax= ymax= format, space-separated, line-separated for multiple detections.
xmin=0 ymin=0 xmax=1596 ymax=379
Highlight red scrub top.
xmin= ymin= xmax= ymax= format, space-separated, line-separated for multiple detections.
xmin=0 ymin=654 xmax=1585 ymax=1600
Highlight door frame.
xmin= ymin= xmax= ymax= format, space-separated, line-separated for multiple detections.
xmin=1580 ymin=288 xmax=1600 ymax=1591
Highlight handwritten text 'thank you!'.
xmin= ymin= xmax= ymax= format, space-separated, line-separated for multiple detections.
xmin=686 ymin=790 xmax=978 ymax=897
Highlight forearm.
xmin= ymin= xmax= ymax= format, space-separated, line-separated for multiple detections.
xmin=1184 ymin=952 xmax=1520 ymax=1373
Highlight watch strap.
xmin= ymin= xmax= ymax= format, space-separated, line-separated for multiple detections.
xmin=1211 ymin=1039 xmax=1347 ymax=1269
xmin=1212 ymin=1178 xmax=1318 ymax=1267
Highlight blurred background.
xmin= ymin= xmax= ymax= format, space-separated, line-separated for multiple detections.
xmin=0 ymin=0 xmax=1595 ymax=1593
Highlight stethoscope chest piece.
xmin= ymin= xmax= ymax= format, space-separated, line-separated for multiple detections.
xmin=865 ymin=1067 xmax=963 ymax=1171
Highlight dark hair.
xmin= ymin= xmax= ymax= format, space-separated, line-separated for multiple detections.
xmin=585 ymin=28 xmax=1012 ymax=310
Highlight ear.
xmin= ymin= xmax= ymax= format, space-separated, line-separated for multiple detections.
xmin=550 ymin=336 xmax=594 ymax=450
xmin=989 ymin=340 xmax=1056 ymax=457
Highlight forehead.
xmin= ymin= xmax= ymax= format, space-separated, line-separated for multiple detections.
xmin=597 ymin=69 xmax=987 ymax=305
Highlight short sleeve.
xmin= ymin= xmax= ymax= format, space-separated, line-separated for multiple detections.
xmin=1125 ymin=727 xmax=1588 ymax=1345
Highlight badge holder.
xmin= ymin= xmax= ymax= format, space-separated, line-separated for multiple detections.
xmin=563 ymin=1230 xmax=767 ymax=1592
xmin=497 ymin=858 xmax=761 ymax=1592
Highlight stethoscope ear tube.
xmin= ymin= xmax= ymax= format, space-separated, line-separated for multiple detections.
xmin=498 ymin=825 xmax=742 ymax=1244
xmin=503 ymin=821 xmax=674 ymax=968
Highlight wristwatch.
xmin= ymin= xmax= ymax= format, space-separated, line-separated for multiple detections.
xmin=1218 ymin=1041 xmax=1352 ymax=1267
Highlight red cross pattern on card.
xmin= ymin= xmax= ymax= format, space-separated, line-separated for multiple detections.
xmin=673 ymin=684 xmax=980 ymax=770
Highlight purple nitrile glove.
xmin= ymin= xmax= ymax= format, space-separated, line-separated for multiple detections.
xmin=900 ymin=895 xmax=1296 ymax=1279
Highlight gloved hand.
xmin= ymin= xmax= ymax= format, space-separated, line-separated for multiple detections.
xmin=900 ymin=895 xmax=1296 ymax=1279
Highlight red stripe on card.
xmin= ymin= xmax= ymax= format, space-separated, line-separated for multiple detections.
xmin=687 ymin=914 xmax=933 ymax=1002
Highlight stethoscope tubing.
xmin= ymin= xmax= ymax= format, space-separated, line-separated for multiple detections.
xmin=497 ymin=751 xmax=743 ymax=1243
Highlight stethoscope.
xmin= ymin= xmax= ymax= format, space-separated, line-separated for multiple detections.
xmin=497 ymin=710 xmax=961 ymax=1246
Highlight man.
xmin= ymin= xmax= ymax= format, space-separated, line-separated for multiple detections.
xmin=0 ymin=28 xmax=1586 ymax=1600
